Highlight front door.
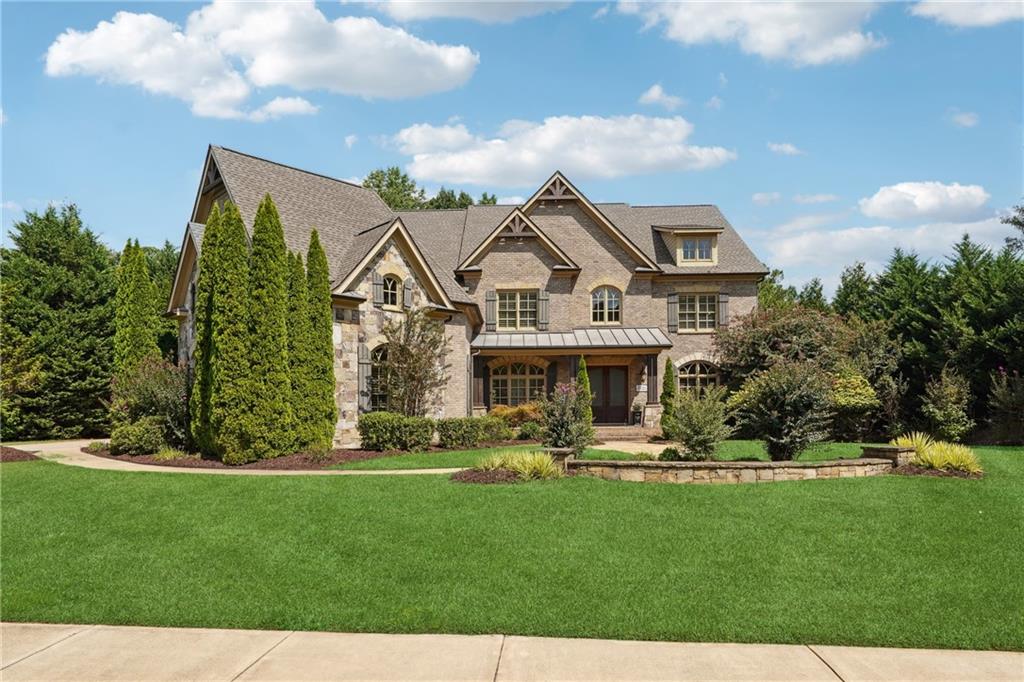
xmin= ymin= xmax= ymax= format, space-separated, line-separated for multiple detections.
xmin=590 ymin=366 xmax=628 ymax=424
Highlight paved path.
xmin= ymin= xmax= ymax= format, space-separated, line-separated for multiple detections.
xmin=591 ymin=440 xmax=665 ymax=456
xmin=2 ymin=623 xmax=1020 ymax=681
xmin=21 ymin=440 xmax=462 ymax=476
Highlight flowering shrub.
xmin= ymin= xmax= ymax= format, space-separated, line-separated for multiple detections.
xmin=110 ymin=356 xmax=189 ymax=448
xmin=538 ymin=382 xmax=594 ymax=453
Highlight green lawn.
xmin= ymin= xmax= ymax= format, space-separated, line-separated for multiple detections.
xmin=335 ymin=445 xmax=626 ymax=470
xmin=2 ymin=448 xmax=1022 ymax=650
xmin=578 ymin=439 xmax=882 ymax=461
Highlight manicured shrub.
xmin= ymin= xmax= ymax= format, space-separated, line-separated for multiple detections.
xmin=913 ymin=441 xmax=982 ymax=474
xmin=517 ymin=421 xmax=543 ymax=441
xmin=922 ymin=367 xmax=975 ymax=443
xmin=479 ymin=416 xmax=514 ymax=442
xmin=673 ymin=386 xmax=734 ymax=460
xmin=660 ymin=357 xmax=678 ymax=440
xmin=988 ymin=369 xmax=1024 ymax=444
xmin=538 ymin=382 xmax=594 ymax=453
xmin=488 ymin=403 xmax=542 ymax=426
xmin=358 ymin=412 xmax=434 ymax=451
xmin=576 ymin=357 xmax=594 ymax=426
xmin=111 ymin=356 xmax=189 ymax=448
xmin=109 ymin=416 xmax=165 ymax=456
xmin=153 ymin=447 xmax=193 ymax=462
xmin=631 ymin=450 xmax=658 ymax=461
xmin=830 ymin=366 xmax=880 ymax=440
xmin=84 ymin=441 xmax=107 ymax=454
xmin=732 ymin=362 xmax=833 ymax=461
xmin=437 ymin=417 xmax=481 ymax=449
xmin=659 ymin=447 xmax=682 ymax=462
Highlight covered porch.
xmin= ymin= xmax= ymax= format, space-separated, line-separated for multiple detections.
xmin=469 ymin=328 xmax=671 ymax=426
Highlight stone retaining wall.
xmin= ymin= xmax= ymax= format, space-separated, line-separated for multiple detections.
xmin=567 ymin=457 xmax=895 ymax=484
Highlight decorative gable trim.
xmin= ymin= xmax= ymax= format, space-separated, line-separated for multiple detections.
xmin=457 ymin=207 xmax=579 ymax=272
xmin=334 ymin=218 xmax=456 ymax=311
xmin=166 ymin=224 xmax=201 ymax=315
xmin=521 ymin=171 xmax=661 ymax=272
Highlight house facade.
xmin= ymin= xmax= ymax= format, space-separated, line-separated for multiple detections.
xmin=168 ymin=146 xmax=769 ymax=446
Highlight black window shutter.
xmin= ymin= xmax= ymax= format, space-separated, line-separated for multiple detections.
xmin=485 ymin=290 xmax=497 ymax=332
xmin=357 ymin=343 xmax=371 ymax=411
xmin=546 ymin=361 xmax=558 ymax=398
xmin=537 ymin=290 xmax=550 ymax=331
xmin=372 ymin=272 xmax=384 ymax=307
xmin=718 ymin=293 xmax=730 ymax=328
xmin=667 ymin=293 xmax=679 ymax=333
xmin=403 ymin=277 xmax=414 ymax=308
xmin=646 ymin=354 xmax=658 ymax=404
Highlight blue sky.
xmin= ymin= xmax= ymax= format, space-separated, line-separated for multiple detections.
xmin=2 ymin=1 xmax=1021 ymax=292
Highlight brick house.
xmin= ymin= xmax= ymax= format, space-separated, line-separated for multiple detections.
xmin=168 ymin=146 xmax=768 ymax=446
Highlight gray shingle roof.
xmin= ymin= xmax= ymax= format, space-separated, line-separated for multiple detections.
xmin=472 ymin=327 xmax=672 ymax=350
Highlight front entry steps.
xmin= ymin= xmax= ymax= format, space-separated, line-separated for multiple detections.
xmin=593 ymin=425 xmax=661 ymax=442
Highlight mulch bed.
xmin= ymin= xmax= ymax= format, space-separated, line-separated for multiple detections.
xmin=1 ymin=446 xmax=39 ymax=462
xmin=85 ymin=447 xmax=408 ymax=470
xmin=893 ymin=464 xmax=983 ymax=479
xmin=450 ymin=468 xmax=519 ymax=484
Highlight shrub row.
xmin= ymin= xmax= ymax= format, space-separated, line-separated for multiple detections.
xmin=357 ymin=412 xmax=434 ymax=451
xmin=436 ymin=416 xmax=513 ymax=449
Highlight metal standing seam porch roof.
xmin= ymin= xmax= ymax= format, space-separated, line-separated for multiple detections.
xmin=471 ymin=327 xmax=672 ymax=351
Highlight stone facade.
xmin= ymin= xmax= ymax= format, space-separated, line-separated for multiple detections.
xmin=568 ymin=457 xmax=896 ymax=484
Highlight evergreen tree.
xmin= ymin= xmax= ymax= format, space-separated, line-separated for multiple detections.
xmin=363 ymin=167 xmax=426 ymax=210
xmin=797 ymin=277 xmax=830 ymax=312
xmin=660 ymin=357 xmax=679 ymax=439
xmin=141 ymin=240 xmax=181 ymax=359
xmin=211 ymin=202 xmax=254 ymax=464
xmin=306 ymin=230 xmax=337 ymax=448
xmin=244 ymin=194 xmax=294 ymax=458
xmin=0 ymin=204 xmax=116 ymax=439
xmin=576 ymin=356 xmax=594 ymax=425
xmin=189 ymin=205 xmax=223 ymax=455
xmin=833 ymin=262 xmax=875 ymax=319
xmin=287 ymin=251 xmax=317 ymax=450
xmin=1003 ymin=203 xmax=1024 ymax=253
xmin=425 ymin=188 xmax=475 ymax=209
xmin=113 ymin=240 xmax=160 ymax=378
xmin=758 ymin=269 xmax=798 ymax=310
xmin=479 ymin=192 xmax=497 ymax=205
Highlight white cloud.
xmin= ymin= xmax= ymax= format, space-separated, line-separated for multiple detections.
xmin=393 ymin=122 xmax=477 ymax=154
xmin=371 ymin=1 xmax=569 ymax=23
xmin=618 ymin=1 xmax=885 ymax=66
xmin=768 ymin=141 xmax=804 ymax=155
xmin=247 ymin=96 xmax=318 ymax=122
xmin=776 ymin=212 xmax=846 ymax=233
xmin=345 ymin=134 xmax=359 ymax=149
xmin=638 ymin=83 xmax=684 ymax=111
xmin=910 ymin=1 xmax=1024 ymax=27
xmin=752 ymin=192 xmax=781 ymax=206
xmin=45 ymin=1 xmax=478 ymax=119
xmin=397 ymin=114 xmax=736 ymax=186
xmin=705 ymin=95 xmax=723 ymax=110
xmin=593 ymin=4 xmax=610 ymax=19
xmin=497 ymin=195 xmax=526 ymax=205
xmin=950 ymin=110 xmax=979 ymax=128
xmin=718 ymin=72 xmax=728 ymax=88
xmin=858 ymin=181 xmax=990 ymax=221
xmin=2 ymin=200 xmax=22 ymax=213
xmin=794 ymin=193 xmax=839 ymax=204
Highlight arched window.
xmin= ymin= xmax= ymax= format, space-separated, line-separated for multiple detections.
xmin=370 ymin=346 xmax=389 ymax=411
xmin=491 ymin=362 xmax=546 ymax=406
xmin=591 ymin=286 xmax=622 ymax=324
xmin=679 ymin=361 xmax=720 ymax=393
xmin=382 ymin=276 xmax=401 ymax=307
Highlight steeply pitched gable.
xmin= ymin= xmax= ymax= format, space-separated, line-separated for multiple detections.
xmin=457 ymin=207 xmax=579 ymax=272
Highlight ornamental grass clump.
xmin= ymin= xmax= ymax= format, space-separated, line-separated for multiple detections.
xmin=912 ymin=440 xmax=982 ymax=474
xmin=472 ymin=449 xmax=562 ymax=480
xmin=890 ymin=431 xmax=934 ymax=460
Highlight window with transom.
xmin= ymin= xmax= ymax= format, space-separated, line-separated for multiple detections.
xmin=497 ymin=291 xmax=538 ymax=330
xmin=382 ymin=276 xmax=401 ymax=307
xmin=491 ymin=362 xmax=545 ymax=406
xmin=678 ymin=294 xmax=717 ymax=331
xmin=679 ymin=361 xmax=721 ymax=393
xmin=370 ymin=346 xmax=389 ymax=411
xmin=591 ymin=286 xmax=622 ymax=324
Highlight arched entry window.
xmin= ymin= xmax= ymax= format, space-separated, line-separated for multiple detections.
xmin=370 ymin=346 xmax=389 ymax=411
xmin=491 ymin=362 xmax=545 ymax=406
xmin=679 ymin=361 xmax=720 ymax=393
xmin=591 ymin=286 xmax=622 ymax=324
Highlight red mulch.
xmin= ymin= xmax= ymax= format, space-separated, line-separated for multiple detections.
xmin=450 ymin=468 xmax=519 ymax=484
xmin=893 ymin=464 xmax=983 ymax=479
xmin=1 ymin=446 xmax=39 ymax=462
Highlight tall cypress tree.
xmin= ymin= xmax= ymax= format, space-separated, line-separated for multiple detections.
xmin=113 ymin=239 xmax=160 ymax=378
xmin=287 ymin=251 xmax=316 ymax=449
xmin=660 ymin=357 xmax=678 ymax=439
xmin=189 ymin=205 xmax=222 ymax=455
xmin=211 ymin=202 xmax=253 ymax=464
xmin=576 ymin=356 xmax=594 ymax=425
xmin=306 ymin=230 xmax=337 ymax=448
xmin=244 ymin=194 xmax=293 ymax=458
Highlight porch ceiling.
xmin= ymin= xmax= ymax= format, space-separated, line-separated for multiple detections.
xmin=471 ymin=327 xmax=671 ymax=351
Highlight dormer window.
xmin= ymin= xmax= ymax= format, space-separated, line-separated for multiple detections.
xmin=680 ymin=236 xmax=715 ymax=263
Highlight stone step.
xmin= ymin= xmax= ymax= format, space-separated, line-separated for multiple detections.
xmin=593 ymin=426 xmax=660 ymax=442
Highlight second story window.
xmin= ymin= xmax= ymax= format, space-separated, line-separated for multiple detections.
xmin=680 ymin=236 xmax=714 ymax=262
xmin=679 ymin=293 xmax=717 ymax=331
xmin=382 ymin=275 xmax=401 ymax=307
xmin=498 ymin=291 xmax=538 ymax=330
xmin=591 ymin=286 xmax=622 ymax=324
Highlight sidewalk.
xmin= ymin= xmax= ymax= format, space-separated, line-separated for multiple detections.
xmin=23 ymin=440 xmax=462 ymax=476
xmin=2 ymin=623 xmax=1020 ymax=681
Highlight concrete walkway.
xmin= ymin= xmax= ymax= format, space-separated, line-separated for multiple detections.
xmin=2 ymin=623 xmax=1020 ymax=681
xmin=21 ymin=440 xmax=462 ymax=476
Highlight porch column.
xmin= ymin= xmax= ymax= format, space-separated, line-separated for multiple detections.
xmin=646 ymin=354 xmax=659 ymax=404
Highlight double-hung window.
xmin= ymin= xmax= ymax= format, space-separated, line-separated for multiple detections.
xmin=678 ymin=293 xmax=718 ymax=331
xmin=497 ymin=291 xmax=538 ymax=330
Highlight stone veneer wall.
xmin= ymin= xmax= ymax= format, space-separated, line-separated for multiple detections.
xmin=568 ymin=457 xmax=896 ymax=484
